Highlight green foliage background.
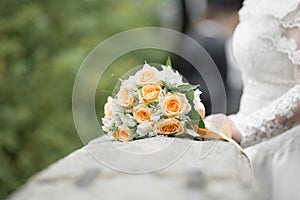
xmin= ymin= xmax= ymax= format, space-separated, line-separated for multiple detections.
xmin=0 ymin=0 xmax=168 ymax=198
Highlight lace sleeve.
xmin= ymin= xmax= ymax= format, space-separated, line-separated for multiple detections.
xmin=240 ymin=84 xmax=300 ymax=148
xmin=239 ymin=25 xmax=300 ymax=148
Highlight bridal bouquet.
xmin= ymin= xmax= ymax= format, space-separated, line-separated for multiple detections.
xmin=102 ymin=58 xmax=206 ymax=142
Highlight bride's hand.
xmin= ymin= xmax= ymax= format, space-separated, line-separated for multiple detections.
xmin=205 ymin=113 xmax=242 ymax=144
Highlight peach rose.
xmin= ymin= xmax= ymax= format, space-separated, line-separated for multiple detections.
xmin=104 ymin=96 xmax=113 ymax=119
xmin=133 ymin=104 xmax=152 ymax=124
xmin=153 ymin=118 xmax=184 ymax=135
xmin=141 ymin=84 xmax=161 ymax=103
xmin=112 ymin=125 xmax=132 ymax=142
xmin=117 ymin=87 xmax=134 ymax=108
xmin=136 ymin=64 xmax=161 ymax=85
xmin=161 ymin=93 xmax=191 ymax=117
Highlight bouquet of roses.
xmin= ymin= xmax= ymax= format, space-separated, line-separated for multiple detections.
xmin=102 ymin=58 xmax=206 ymax=142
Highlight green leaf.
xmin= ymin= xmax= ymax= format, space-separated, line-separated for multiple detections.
xmin=189 ymin=109 xmax=200 ymax=121
xmin=170 ymin=84 xmax=198 ymax=93
xmin=188 ymin=109 xmax=205 ymax=128
xmin=165 ymin=57 xmax=172 ymax=67
xmin=185 ymin=119 xmax=202 ymax=125
xmin=148 ymin=101 xmax=158 ymax=109
xmin=198 ymin=118 xmax=205 ymax=129
xmin=128 ymin=132 xmax=139 ymax=141
xmin=111 ymin=125 xmax=118 ymax=134
xmin=185 ymin=90 xmax=195 ymax=102
xmin=144 ymin=60 xmax=148 ymax=64
xmin=185 ymin=90 xmax=206 ymax=129
xmin=178 ymin=84 xmax=198 ymax=92
xmin=162 ymin=81 xmax=170 ymax=93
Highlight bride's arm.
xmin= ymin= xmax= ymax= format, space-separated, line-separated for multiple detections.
xmin=236 ymin=27 xmax=300 ymax=148
xmin=238 ymin=84 xmax=300 ymax=148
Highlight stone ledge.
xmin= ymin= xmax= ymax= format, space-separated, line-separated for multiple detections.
xmin=8 ymin=136 xmax=259 ymax=200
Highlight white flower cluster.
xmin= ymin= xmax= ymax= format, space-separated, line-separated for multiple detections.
xmin=101 ymin=62 xmax=206 ymax=142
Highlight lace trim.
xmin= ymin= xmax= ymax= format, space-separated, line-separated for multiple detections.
xmin=276 ymin=37 xmax=300 ymax=65
xmin=278 ymin=5 xmax=300 ymax=65
xmin=240 ymin=84 xmax=300 ymax=148
xmin=280 ymin=4 xmax=300 ymax=29
xmin=240 ymin=0 xmax=300 ymax=20
xmin=255 ymin=31 xmax=300 ymax=66
xmin=239 ymin=1 xmax=300 ymax=66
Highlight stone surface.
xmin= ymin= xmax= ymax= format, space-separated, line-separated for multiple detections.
xmin=8 ymin=136 xmax=260 ymax=200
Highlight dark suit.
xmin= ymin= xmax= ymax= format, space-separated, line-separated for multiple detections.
xmin=173 ymin=26 xmax=228 ymax=115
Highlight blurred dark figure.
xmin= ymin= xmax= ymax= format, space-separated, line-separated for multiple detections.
xmin=174 ymin=0 xmax=243 ymax=115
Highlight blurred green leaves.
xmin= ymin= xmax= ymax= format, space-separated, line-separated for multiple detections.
xmin=0 ymin=0 xmax=165 ymax=198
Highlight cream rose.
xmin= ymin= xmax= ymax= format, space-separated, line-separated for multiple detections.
xmin=104 ymin=96 xmax=113 ymax=119
xmin=117 ymin=87 xmax=134 ymax=108
xmin=141 ymin=84 xmax=161 ymax=103
xmin=112 ymin=125 xmax=132 ymax=142
xmin=133 ymin=104 xmax=152 ymax=124
xmin=195 ymin=101 xmax=206 ymax=119
xmin=136 ymin=64 xmax=161 ymax=85
xmin=161 ymin=93 xmax=191 ymax=117
xmin=153 ymin=118 xmax=184 ymax=135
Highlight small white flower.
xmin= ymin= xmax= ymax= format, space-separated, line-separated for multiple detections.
xmin=137 ymin=89 xmax=145 ymax=104
xmin=149 ymin=132 xmax=157 ymax=137
xmin=136 ymin=121 xmax=153 ymax=136
xmin=193 ymin=89 xmax=202 ymax=108
xmin=194 ymin=89 xmax=202 ymax=99
xmin=111 ymin=99 xmax=122 ymax=114
xmin=111 ymin=115 xmax=122 ymax=127
xmin=150 ymin=114 xmax=161 ymax=122
xmin=193 ymin=89 xmax=205 ymax=118
xmin=150 ymin=110 xmax=162 ymax=122
xmin=102 ymin=118 xmax=113 ymax=132
xmin=121 ymin=114 xmax=137 ymax=127
xmin=106 ymin=133 xmax=115 ymax=141
xmin=160 ymin=65 xmax=183 ymax=86
xmin=122 ymin=75 xmax=137 ymax=91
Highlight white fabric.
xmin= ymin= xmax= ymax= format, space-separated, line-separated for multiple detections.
xmin=230 ymin=0 xmax=300 ymax=199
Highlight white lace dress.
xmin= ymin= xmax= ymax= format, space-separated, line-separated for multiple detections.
xmin=230 ymin=0 xmax=300 ymax=199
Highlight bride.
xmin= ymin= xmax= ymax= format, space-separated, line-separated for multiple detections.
xmin=206 ymin=0 xmax=300 ymax=199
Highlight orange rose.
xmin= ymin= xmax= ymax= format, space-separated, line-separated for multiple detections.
xmin=112 ymin=125 xmax=132 ymax=142
xmin=133 ymin=104 xmax=152 ymax=124
xmin=104 ymin=96 xmax=113 ymax=119
xmin=161 ymin=93 xmax=191 ymax=117
xmin=141 ymin=84 xmax=161 ymax=103
xmin=117 ymin=87 xmax=134 ymax=108
xmin=153 ymin=118 xmax=184 ymax=135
